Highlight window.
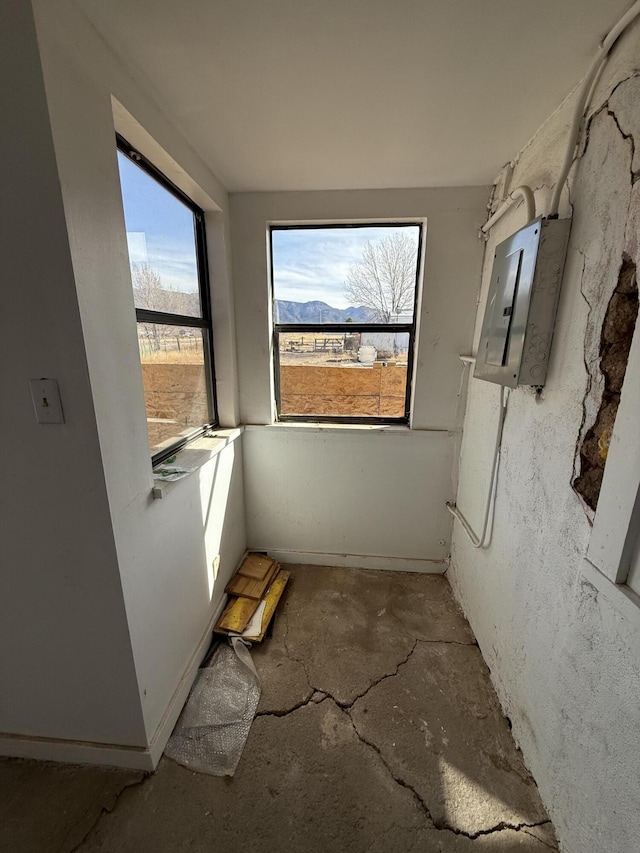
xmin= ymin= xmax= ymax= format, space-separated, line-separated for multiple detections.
xmin=116 ymin=134 xmax=217 ymax=462
xmin=270 ymin=223 xmax=422 ymax=423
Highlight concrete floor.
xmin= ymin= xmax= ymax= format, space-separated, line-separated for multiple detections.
xmin=0 ymin=565 xmax=558 ymax=852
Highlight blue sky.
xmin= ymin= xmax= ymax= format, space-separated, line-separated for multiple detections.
xmin=271 ymin=225 xmax=420 ymax=308
xmin=117 ymin=151 xmax=199 ymax=294
xmin=117 ymin=153 xmax=420 ymax=311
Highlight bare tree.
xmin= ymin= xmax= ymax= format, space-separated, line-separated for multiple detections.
xmin=131 ymin=264 xmax=162 ymax=351
xmin=132 ymin=263 xmax=199 ymax=351
xmin=132 ymin=263 xmax=194 ymax=314
xmin=344 ymin=232 xmax=417 ymax=322
xmin=132 ymin=263 xmax=160 ymax=306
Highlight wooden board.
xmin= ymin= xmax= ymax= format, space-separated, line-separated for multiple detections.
xmin=215 ymin=595 xmax=261 ymax=634
xmin=225 ymin=560 xmax=280 ymax=600
xmin=237 ymin=553 xmax=275 ymax=581
xmin=244 ymin=570 xmax=291 ymax=642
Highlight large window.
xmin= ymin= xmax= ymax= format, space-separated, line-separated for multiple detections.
xmin=116 ymin=135 xmax=217 ymax=462
xmin=270 ymin=223 xmax=422 ymax=423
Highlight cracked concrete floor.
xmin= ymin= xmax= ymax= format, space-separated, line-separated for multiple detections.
xmin=0 ymin=565 xmax=558 ymax=852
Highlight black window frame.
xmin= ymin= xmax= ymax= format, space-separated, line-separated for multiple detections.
xmin=116 ymin=133 xmax=218 ymax=464
xmin=270 ymin=222 xmax=423 ymax=425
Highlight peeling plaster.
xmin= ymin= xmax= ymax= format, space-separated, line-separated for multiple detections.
xmin=567 ymin=111 xmax=633 ymax=517
xmin=574 ymin=254 xmax=638 ymax=509
xmin=451 ymin=44 xmax=640 ymax=853
xmin=606 ymin=73 xmax=640 ymax=176
xmin=572 ymin=79 xmax=640 ymax=513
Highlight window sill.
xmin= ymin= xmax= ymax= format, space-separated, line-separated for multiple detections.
xmin=244 ymin=423 xmax=450 ymax=436
xmin=151 ymin=427 xmax=243 ymax=499
xmin=581 ymin=557 xmax=640 ymax=621
xmin=245 ymin=422 xmax=410 ymax=435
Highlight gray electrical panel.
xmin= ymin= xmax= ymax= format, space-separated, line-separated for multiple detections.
xmin=474 ymin=216 xmax=571 ymax=388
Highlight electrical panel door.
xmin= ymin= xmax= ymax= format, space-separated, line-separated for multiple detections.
xmin=474 ymin=216 xmax=571 ymax=388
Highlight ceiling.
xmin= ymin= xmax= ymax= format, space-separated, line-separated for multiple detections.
xmin=75 ymin=0 xmax=632 ymax=193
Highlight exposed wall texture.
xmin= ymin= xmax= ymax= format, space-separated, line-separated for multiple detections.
xmin=573 ymin=253 xmax=638 ymax=509
xmin=449 ymin=23 xmax=640 ymax=853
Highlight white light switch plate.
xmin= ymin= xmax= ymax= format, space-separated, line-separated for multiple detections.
xmin=30 ymin=378 xmax=64 ymax=424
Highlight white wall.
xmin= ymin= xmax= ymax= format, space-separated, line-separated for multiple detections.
xmin=449 ymin=21 xmax=640 ymax=853
xmin=244 ymin=426 xmax=453 ymax=569
xmin=0 ymin=0 xmax=248 ymax=764
xmin=231 ymin=189 xmax=486 ymax=567
xmin=0 ymin=0 xmax=144 ymax=749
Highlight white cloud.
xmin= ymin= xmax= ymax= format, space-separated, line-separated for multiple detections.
xmin=272 ymin=225 xmax=419 ymax=308
xmin=127 ymin=232 xmax=198 ymax=294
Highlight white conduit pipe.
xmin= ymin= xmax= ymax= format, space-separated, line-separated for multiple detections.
xmin=447 ymin=383 xmax=510 ymax=549
xmin=549 ymin=0 xmax=640 ymax=217
xmin=481 ymin=185 xmax=536 ymax=235
xmin=453 ymin=5 xmax=640 ymax=546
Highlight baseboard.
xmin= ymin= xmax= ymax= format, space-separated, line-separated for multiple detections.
xmin=146 ymin=593 xmax=228 ymax=768
xmin=0 ymin=732 xmax=155 ymax=771
xmin=0 ymin=596 xmax=229 ymax=772
xmin=262 ymin=549 xmax=447 ymax=574
xmin=0 ymin=548 xmax=441 ymax=770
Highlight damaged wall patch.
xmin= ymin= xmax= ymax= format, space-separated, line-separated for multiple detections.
xmin=574 ymin=254 xmax=638 ymax=510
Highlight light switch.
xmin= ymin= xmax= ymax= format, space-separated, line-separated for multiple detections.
xmin=30 ymin=378 xmax=65 ymax=424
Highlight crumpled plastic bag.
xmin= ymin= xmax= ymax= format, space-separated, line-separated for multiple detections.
xmin=164 ymin=637 xmax=260 ymax=776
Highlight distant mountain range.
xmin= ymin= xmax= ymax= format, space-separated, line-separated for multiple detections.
xmin=275 ymin=299 xmax=375 ymax=324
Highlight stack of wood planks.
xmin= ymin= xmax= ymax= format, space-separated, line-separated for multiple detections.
xmin=214 ymin=553 xmax=290 ymax=643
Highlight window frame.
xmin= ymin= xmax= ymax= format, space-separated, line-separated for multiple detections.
xmin=116 ymin=133 xmax=218 ymax=464
xmin=586 ymin=300 xmax=640 ymax=601
xmin=270 ymin=222 xmax=423 ymax=425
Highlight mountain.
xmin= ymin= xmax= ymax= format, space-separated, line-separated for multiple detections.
xmin=274 ymin=299 xmax=375 ymax=324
